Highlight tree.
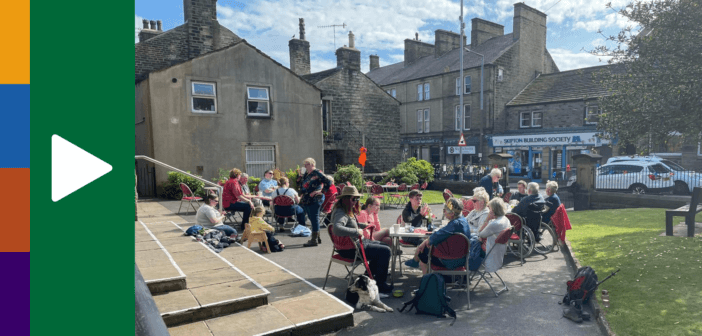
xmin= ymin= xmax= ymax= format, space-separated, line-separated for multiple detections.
xmin=591 ymin=0 xmax=702 ymax=149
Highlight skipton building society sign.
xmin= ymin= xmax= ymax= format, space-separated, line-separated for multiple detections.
xmin=491 ymin=132 xmax=609 ymax=147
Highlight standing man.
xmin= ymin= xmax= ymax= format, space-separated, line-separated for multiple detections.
xmin=479 ymin=168 xmax=504 ymax=199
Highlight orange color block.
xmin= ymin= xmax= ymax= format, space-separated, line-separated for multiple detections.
xmin=0 ymin=169 xmax=30 ymax=251
xmin=0 ymin=1 xmax=30 ymax=84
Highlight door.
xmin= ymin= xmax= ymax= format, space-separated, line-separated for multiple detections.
xmin=529 ymin=151 xmax=543 ymax=182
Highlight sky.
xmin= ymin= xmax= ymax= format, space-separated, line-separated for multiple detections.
xmin=135 ymin=0 xmax=636 ymax=73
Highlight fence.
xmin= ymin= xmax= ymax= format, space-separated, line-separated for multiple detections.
xmin=136 ymin=163 xmax=156 ymax=198
xmin=432 ymin=164 xmax=495 ymax=182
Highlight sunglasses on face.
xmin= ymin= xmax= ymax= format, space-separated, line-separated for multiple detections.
xmin=351 ymin=198 xmax=360 ymax=202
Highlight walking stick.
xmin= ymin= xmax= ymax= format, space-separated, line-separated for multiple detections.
xmin=357 ymin=237 xmax=374 ymax=280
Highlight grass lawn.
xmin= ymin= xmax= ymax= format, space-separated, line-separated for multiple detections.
xmin=567 ymin=209 xmax=702 ymax=336
xmin=360 ymin=190 xmax=462 ymax=205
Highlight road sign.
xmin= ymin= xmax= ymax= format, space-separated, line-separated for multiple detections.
xmin=447 ymin=146 xmax=475 ymax=154
xmin=458 ymin=133 xmax=466 ymax=146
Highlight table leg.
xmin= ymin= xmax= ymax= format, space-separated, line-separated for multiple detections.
xmin=390 ymin=236 xmax=398 ymax=286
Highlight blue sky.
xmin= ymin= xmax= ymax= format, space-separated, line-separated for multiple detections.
xmin=136 ymin=0 xmax=634 ymax=73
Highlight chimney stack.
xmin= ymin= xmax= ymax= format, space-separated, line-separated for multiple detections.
xmin=142 ymin=19 xmax=149 ymax=29
xmin=157 ymin=20 xmax=162 ymax=31
xmin=183 ymin=0 xmax=218 ymax=58
xmin=349 ymin=31 xmax=355 ymax=49
xmin=404 ymin=38 xmax=434 ymax=66
xmin=138 ymin=18 xmax=164 ymax=42
xmin=471 ymin=18 xmax=504 ymax=48
xmin=434 ymin=29 xmax=465 ymax=58
xmin=369 ymin=55 xmax=379 ymax=70
xmin=336 ymin=34 xmax=361 ymax=71
xmin=288 ymin=18 xmax=311 ymax=75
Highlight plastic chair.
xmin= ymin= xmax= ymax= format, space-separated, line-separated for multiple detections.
xmin=319 ymin=192 xmax=337 ymax=228
xmin=370 ymin=184 xmax=385 ymax=209
xmin=427 ymin=233 xmax=471 ymax=310
xmin=505 ymin=213 xmax=534 ymax=265
xmin=420 ymin=182 xmax=428 ymax=191
xmin=442 ymin=188 xmax=454 ymax=202
xmin=470 ymin=227 xmax=512 ymax=296
xmin=323 ymin=225 xmax=363 ymax=290
xmin=502 ymin=192 xmax=512 ymax=203
xmin=178 ymin=183 xmax=202 ymax=215
xmin=243 ymin=223 xmax=271 ymax=254
xmin=272 ymin=195 xmax=298 ymax=232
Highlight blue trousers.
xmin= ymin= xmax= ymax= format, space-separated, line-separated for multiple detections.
xmin=301 ymin=195 xmax=324 ymax=232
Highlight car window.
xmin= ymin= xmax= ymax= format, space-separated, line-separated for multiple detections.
xmin=598 ymin=166 xmax=612 ymax=175
xmin=649 ymin=164 xmax=670 ymax=174
xmin=661 ymin=160 xmax=685 ymax=171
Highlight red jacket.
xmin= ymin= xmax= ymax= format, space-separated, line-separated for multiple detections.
xmin=222 ymin=178 xmax=243 ymax=209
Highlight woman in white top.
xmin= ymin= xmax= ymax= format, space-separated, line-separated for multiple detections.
xmin=478 ymin=198 xmax=511 ymax=273
xmin=272 ymin=177 xmax=305 ymax=225
xmin=465 ymin=188 xmax=490 ymax=234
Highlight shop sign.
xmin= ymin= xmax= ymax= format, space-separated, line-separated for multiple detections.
xmin=447 ymin=146 xmax=476 ymax=154
xmin=491 ymin=132 xmax=610 ymax=147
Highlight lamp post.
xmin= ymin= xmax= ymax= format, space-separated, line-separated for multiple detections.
xmin=459 ymin=1 xmax=465 ymax=181
xmin=464 ymin=46 xmax=484 ymax=167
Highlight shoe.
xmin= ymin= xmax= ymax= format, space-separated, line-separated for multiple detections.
xmin=404 ymin=259 xmax=420 ymax=268
xmin=303 ymin=232 xmax=319 ymax=247
xmin=563 ymin=307 xmax=583 ymax=323
xmin=379 ymin=293 xmax=389 ymax=299
xmin=378 ymin=283 xmax=394 ymax=294
xmin=581 ymin=311 xmax=591 ymax=321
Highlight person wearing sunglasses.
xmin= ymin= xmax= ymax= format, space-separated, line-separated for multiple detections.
xmin=465 ymin=188 xmax=490 ymax=234
xmin=331 ymin=186 xmax=393 ymax=294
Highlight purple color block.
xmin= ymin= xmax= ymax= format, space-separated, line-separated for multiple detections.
xmin=1 ymin=252 xmax=29 ymax=335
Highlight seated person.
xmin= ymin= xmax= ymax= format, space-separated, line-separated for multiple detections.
xmin=222 ymin=168 xmax=254 ymax=231
xmin=465 ymin=188 xmax=490 ymax=234
xmin=332 ymin=186 xmax=393 ymax=294
xmin=510 ymin=180 xmax=528 ymax=202
xmin=257 ymin=170 xmax=278 ymax=207
xmin=356 ymin=197 xmax=391 ymax=245
xmin=543 ymin=180 xmax=561 ymax=225
xmin=511 ymin=182 xmax=546 ymax=240
xmin=320 ymin=174 xmax=338 ymax=225
xmin=477 ymin=198 xmax=511 ymax=272
xmin=196 ymin=194 xmax=238 ymax=236
xmin=247 ymin=206 xmax=284 ymax=252
xmin=401 ymin=189 xmax=429 ymax=246
xmin=405 ymin=198 xmax=470 ymax=274
xmin=239 ymin=173 xmax=263 ymax=207
xmin=272 ymin=177 xmax=306 ymax=226
xmin=479 ymin=168 xmax=504 ymax=199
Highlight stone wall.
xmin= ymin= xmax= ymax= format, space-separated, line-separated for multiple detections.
xmin=471 ymin=18 xmax=504 ymax=48
xmin=404 ymin=39 xmax=434 ymax=66
xmin=289 ymin=39 xmax=311 ymax=75
xmin=505 ymin=100 xmax=594 ymax=130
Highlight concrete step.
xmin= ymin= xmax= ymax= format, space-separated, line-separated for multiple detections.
xmin=135 ymin=221 xmax=186 ymax=294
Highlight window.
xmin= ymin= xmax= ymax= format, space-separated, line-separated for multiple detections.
xmin=497 ymin=68 xmax=504 ymax=82
xmin=386 ymin=88 xmax=396 ymax=98
xmin=464 ymin=76 xmax=471 ymax=94
xmin=464 ymin=105 xmax=471 ymax=130
xmin=247 ymin=87 xmax=270 ymax=116
xmin=424 ymin=83 xmax=430 ymax=100
xmin=417 ymin=84 xmax=423 ymax=101
xmin=424 ymin=109 xmax=430 ymax=133
xmin=586 ymin=105 xmax=602 ymax=124
xmin=532 ymin=112 xmax=542 ymax=127
xmin=417 ymin=110 xmax=423 ymax=133
xmin=455 ymin=106 xmax=461 ymax=130
xmin=520 ymin=111 xmax=542 ymax=128
xmin=245 ymin=145 xmax=275 ymax=178
xmin=322 ymin=100 xmax=331 ymax=133
xmin=455 ymin=78 xmax=461 ymax=95
xmin=191 ymin=82 xmax=217 ymax=113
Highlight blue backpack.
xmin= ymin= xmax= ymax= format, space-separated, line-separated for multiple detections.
xmin=399 ymin=273 xmax=457 ymax=325
xmin=185 ymin=225 xmax=204 ymax=236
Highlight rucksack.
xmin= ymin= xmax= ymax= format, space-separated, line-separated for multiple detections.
xmin=185 ymin=225 xmax=204 ymax=236
xmin=399 ymin=273 xmax=457 ymax=325
xmin=563 ymin=266 xmax=599 ymax=305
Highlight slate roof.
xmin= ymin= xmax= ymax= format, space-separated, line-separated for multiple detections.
xmin=301 ymin=68 xmax=342 ymax=84
xmin=507 ymin=64 xmax=625 ymax=106
xmin=366 ymin=33 xmax=517 ymax=86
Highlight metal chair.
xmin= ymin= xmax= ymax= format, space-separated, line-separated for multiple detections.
xmin=470 ymin=227 xmax=512 ymax=296
xmin=505 ymin=213 xmax=534 ymax=265
xmin=427 ymin=233 xmax=472 ymax=310
xmin=319 ymin=192 xmax=337 ymax=228
xmin=461 ymin=197 xmax=475 ymax=216
xmin=370 ymin=184 xmax=386 ymax=209
xmin=323 ymin=225 xmax=363 ymax=291
xmin=272 ymin=195 xmax=298 ymax=232
xmin=389 ymin=183 xmax=408 ymax=208
xmin=177 ymin=183 xmax=202 ymax=215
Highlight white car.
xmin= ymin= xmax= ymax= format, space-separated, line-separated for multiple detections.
xmin=606 ymin=156 xmax=702 ymax=194
xmin=595 ymin=162 xmax=674 ymax=194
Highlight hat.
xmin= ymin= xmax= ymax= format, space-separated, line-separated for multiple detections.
xmin=408 ymin=189 xmax=423 ymax=198
xmin=338 ymin=185 xmax=363 ymax=198
xmin=444 ymin=198 xmax=463 ymax=214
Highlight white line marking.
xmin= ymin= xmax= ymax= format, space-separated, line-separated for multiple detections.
xmin=145 ymin=275 xmax=186 ymax=284
xmin=138 ymin=221 xmax=186 ymax=279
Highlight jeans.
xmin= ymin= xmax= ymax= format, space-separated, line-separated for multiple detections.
xmin=226 ymin=202 xmax=251 ymax=230
xmin=301 ymin=195 xmax=324 ymax=232
xmin=338 ymin=239 xmax=391 ymax=287
xmin=277 ymin=205 xmax=306 ymax=226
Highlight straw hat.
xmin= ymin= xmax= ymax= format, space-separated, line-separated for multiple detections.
xmin=338 ymin=185 xmax=363 ymax=198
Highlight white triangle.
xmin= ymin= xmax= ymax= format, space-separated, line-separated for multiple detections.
xmin=52 ymin=134 xmax=112 ymax=202
xmin=458 ymin=134 xmax=467 ymax=146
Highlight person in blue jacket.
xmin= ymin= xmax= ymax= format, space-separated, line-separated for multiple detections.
xmin=543 ymin=180 xmax=561 ymax=224
xmin=479 ymin=168 xmax=504 ymax=199
xmin=512 ymin=182 xmax=546 ymax=241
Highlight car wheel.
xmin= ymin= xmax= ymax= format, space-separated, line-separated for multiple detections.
xmin=629 ymin=184 xmax=647 ymax=194
xmin=673 ymin=181 xmax=689 ymax=195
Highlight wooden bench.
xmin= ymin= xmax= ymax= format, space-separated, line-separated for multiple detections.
xmin=666 ymin=187 xmax=702 ymax=237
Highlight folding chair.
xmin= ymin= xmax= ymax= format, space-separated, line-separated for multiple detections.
xmin=323 ymin=225 xmax=363 ymax=290
xmin=370 ymin=184 xmax=386 ymax=210
xmin=502 ymin=192 xmax=512 ymax=203
xmin=505 ymin=213 xmax=534 ymax=266
xmin=319 ymin=192 xmax=337 ymax=228
xmin=272 ymin=195 xmax=298 ymax=232
xmin=389 ymin=183 xmax=408 ymax=208
xmin=427 ymin=233 xmax=471 ymax=310
xmin=243 ymin=223 xmax=271 ymax=254
xmin=461 ymin=197 xmax=475 ymax=216
xmin=178 ymin=183 xmax=202 ymax=215
xmin=441 ymin=189 xmax=453 ymax=220
xmin=336 ymin=184 xmax=346 ymax=193
xmin=420 ymin=182 xmax=428 ymax=191
xmin=363 ymin=181 xmax=375 ymax=196
xmin=410 ymin=183 xmax=420 ymax=192
xmin=471 ymin=227 xmax=512 ymax=296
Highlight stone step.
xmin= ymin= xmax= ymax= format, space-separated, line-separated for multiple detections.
xmin=135 ymin=221 xmax=187 ymax=294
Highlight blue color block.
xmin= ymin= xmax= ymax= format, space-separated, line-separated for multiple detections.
xmin=0 ymin=84 xmax=30 ymax=168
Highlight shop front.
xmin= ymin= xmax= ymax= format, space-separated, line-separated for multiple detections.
xmin=402 ymin=135 xmax=481 ymax=165
xmin=490 ymin=131 xmax=610 ymax=182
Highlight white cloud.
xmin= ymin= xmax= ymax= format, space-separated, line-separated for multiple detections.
xmin=549 ymin=48 xmax=612 ymax=71
xmin=574 ymin=12 xmax=633 ymax=32
xmin=135 ymin=15 xmax=143 ymax=43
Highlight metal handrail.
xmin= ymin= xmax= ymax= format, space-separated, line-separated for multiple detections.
xmin=135 ymin=155 xmax=223 ymax=212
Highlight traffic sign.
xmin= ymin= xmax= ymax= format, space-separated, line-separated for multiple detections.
xmin=458 ymin=133 xmax=466 ymax=146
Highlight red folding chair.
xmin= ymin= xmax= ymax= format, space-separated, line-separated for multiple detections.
xmin=272 ymin=195 xmax=298 ymax=231
xmin=389 ymin=183 xmax=408 ymax=208
xmin=461 ymin=198 xmax=475 ymax=216
xmin=470 ymin=227 xmax=512 ymax=296
xmin=443 ymin=188 xmax=454 ymax=202
xmin=420 ymin=182 xmax=428 ymax=191
xmin=370 ymin=184 xmax=386 ymax=210
xmin=177 ymin=183 xmax=202 ymax=215
xmin=319 ymin=190 xmax=337 ymax=228
xmin=505 ymin=213 xmax=534 ymax=265
xmin=427 ymin=233 xmax=472 ymax=310
xmin=502 ymin=192 xmax=512 ymax=203
xmin=323 ymin=225 xmax=363 ymax=291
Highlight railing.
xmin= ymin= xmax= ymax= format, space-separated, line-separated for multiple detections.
xmin=135 ymin=155 xmax=223 ymax=212
xmin=432 ymin=164 xmax=495 ymax=182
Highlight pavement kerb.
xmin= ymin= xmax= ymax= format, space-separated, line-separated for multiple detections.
xmin=562 ymin=239 xmax=616 ymax=336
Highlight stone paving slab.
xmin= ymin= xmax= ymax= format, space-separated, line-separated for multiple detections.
xmin=190 ymin=279 xmax=265 ymax=306
xmin=136 ymin=249 xmax=173 ymax=262
xmin=152 ymin=289 xmax=199 ymax=314
xmin=140 ymin=264 xmax=183 ymax=280
xmin=265 ymin=280 xmax=318 ymax=303
xmin=170 ymin=249 xmax=220 ymax=264
xmin=135 ymin=240 xmax=161 ymax=252
xmin=659 ymin=221 xmax=702 ymax=237
xmin=204 ymin=305 xmax=294 ymax=336
xmin=164 ymin=241 xmax=207 ymax=253
xmin=247 ymin=269 xmax=303 ymax=288
xmin=187 ymin=267 xmax=247 ymax=288
xmin=168 ymin=321 xmax=212 ymax=336
xmin=176 ymin=255 xmax=230 ymax=274
xmin=271 ymin=290 xmax=351 ymax=325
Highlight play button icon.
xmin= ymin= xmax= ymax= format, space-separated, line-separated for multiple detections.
xmin=51 ymin=135 xmax=112 ymax=202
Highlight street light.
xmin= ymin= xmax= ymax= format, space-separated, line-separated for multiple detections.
xmin=463 ymin=46 xmax=484 ymax=171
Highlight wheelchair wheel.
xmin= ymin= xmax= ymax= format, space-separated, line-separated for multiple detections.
xmin=533 ymin=222 xmax=557 ymax=255
xmin=508 ymin=226 xmax=535 ymax=259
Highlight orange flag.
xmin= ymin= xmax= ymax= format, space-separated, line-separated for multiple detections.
xmin=359 ymin=147 xmax=367 ymax=167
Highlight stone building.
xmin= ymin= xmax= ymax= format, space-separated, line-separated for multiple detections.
xmin=135 ymin=2 xmax=323 ymax=194
xmin=288 ymin=23 xmax=402 ymax=173
xmin=366 ymin=3 xmax=559 ymax=167
xmin=497 ymin=64 xmax=624 ymax=181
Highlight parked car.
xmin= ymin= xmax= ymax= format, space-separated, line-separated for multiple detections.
xmin=606 ymin=156 xmax=702 ymax=194
xmin=596 ymin=161 xmax=674 ymax=194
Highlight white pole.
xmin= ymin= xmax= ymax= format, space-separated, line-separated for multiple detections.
xmin=459 ymin=1 xmax=464 ymax=181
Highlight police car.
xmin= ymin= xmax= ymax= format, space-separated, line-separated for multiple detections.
xmin=606 ymin=156 xmax=702 ymax=195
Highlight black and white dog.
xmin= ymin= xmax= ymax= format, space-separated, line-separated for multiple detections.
xmin=346 ymin=275 xmax=393 ymax=313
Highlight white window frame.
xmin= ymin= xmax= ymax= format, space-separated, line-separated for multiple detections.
xmin=245 ymin=145 xmax=276 ymax=178
xmin=455 ymin=78 xmax=461 ymax=96
xmin=497 ymin=68 xmax=504 ymax=82
xmin=417 ymin=84 xmax=423 ymax=101
xmin=464 ymin=75 xmax=471 ymax=94
xmin=424 ymin=109 xmax=430 ymax=133
xmin=531 ymin=111 xmax=542 ymax=127
xmin=585 ymin=105 xmax=602 ymax=125
xmin=455 ymin=105 xmax=461 ymax=130
xmin=246 ymin=86 xmax=270 ymax=117
xmin=417 ymin=109 xmax=423 ymax=133
xmin=424 ymin=83 xmax=430 ymax=100
xmin=464 ymin=105 xmax=471 ymax=130
xmin=191 ymin=81 xmax=217 ymax=113
xmin=520 ymin=112 xmax=531 ymax=128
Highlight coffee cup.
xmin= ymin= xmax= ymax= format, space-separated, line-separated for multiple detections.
xmin=393 ymin=224 xmax=400 ymax=233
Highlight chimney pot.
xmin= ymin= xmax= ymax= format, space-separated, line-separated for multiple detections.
xmin=157 ymin=20 xmax=163 ymax=31
xmin=150 ymin=20 xmax=157 ymax=30
xmin=299 ymin=18 xmax=306 ymax=40
xmin=348 ymin=31 xmax=355 ymax=49
xmin=142 ymin=19 xmax=149 ymax=29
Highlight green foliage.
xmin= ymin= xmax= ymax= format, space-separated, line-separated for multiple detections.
xmin=211 ymin=168 xmax=230 ymax=184
xmin=159 ymin=171 xmax=205 ymax=199
xmin=383 ymin=166 xmax=418 ymax=185
xmin=286 ymin=166 xmax=299 ymax=190
xmin=405 ymin=157 xmax=434 ymax=183
xmin=381 ymin=158 xmax=434 ymax=185
xmin=334 ymin=164 xmax=363 ymax=190
xmin=248 ymin=177 xmax=261 ymax=193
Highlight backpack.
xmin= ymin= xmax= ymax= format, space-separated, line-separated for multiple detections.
xmin=399 ymin=273 xmax=457 ymax=325
xmin=563 ymin=266 xmax=599 ymax=305
xmin=185 ymin=225 xmax=204 ymax=236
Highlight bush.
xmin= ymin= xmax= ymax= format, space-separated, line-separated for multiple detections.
xmin=383 ymin=166 xmax=419 ymax=186
xmin=334 ymin=164 xmax=363 ymax=190
xmin=248 ymin=177 xmax=261 ymax=193
xmin=159 ymin=171 xmax=205 ymax=200
xmin=211 ymin=168 xmax=230 ymax=184
xmin=405 ymin=158 xmax=434 ymax=183
xmin=286 ymin=167 xmax=299 ymax=190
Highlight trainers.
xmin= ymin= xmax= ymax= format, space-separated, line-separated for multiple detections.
xmin=404 ymin=259 xmax=420 ymax=269
xmin=563 ymin=307 xmax=583 ymax=323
